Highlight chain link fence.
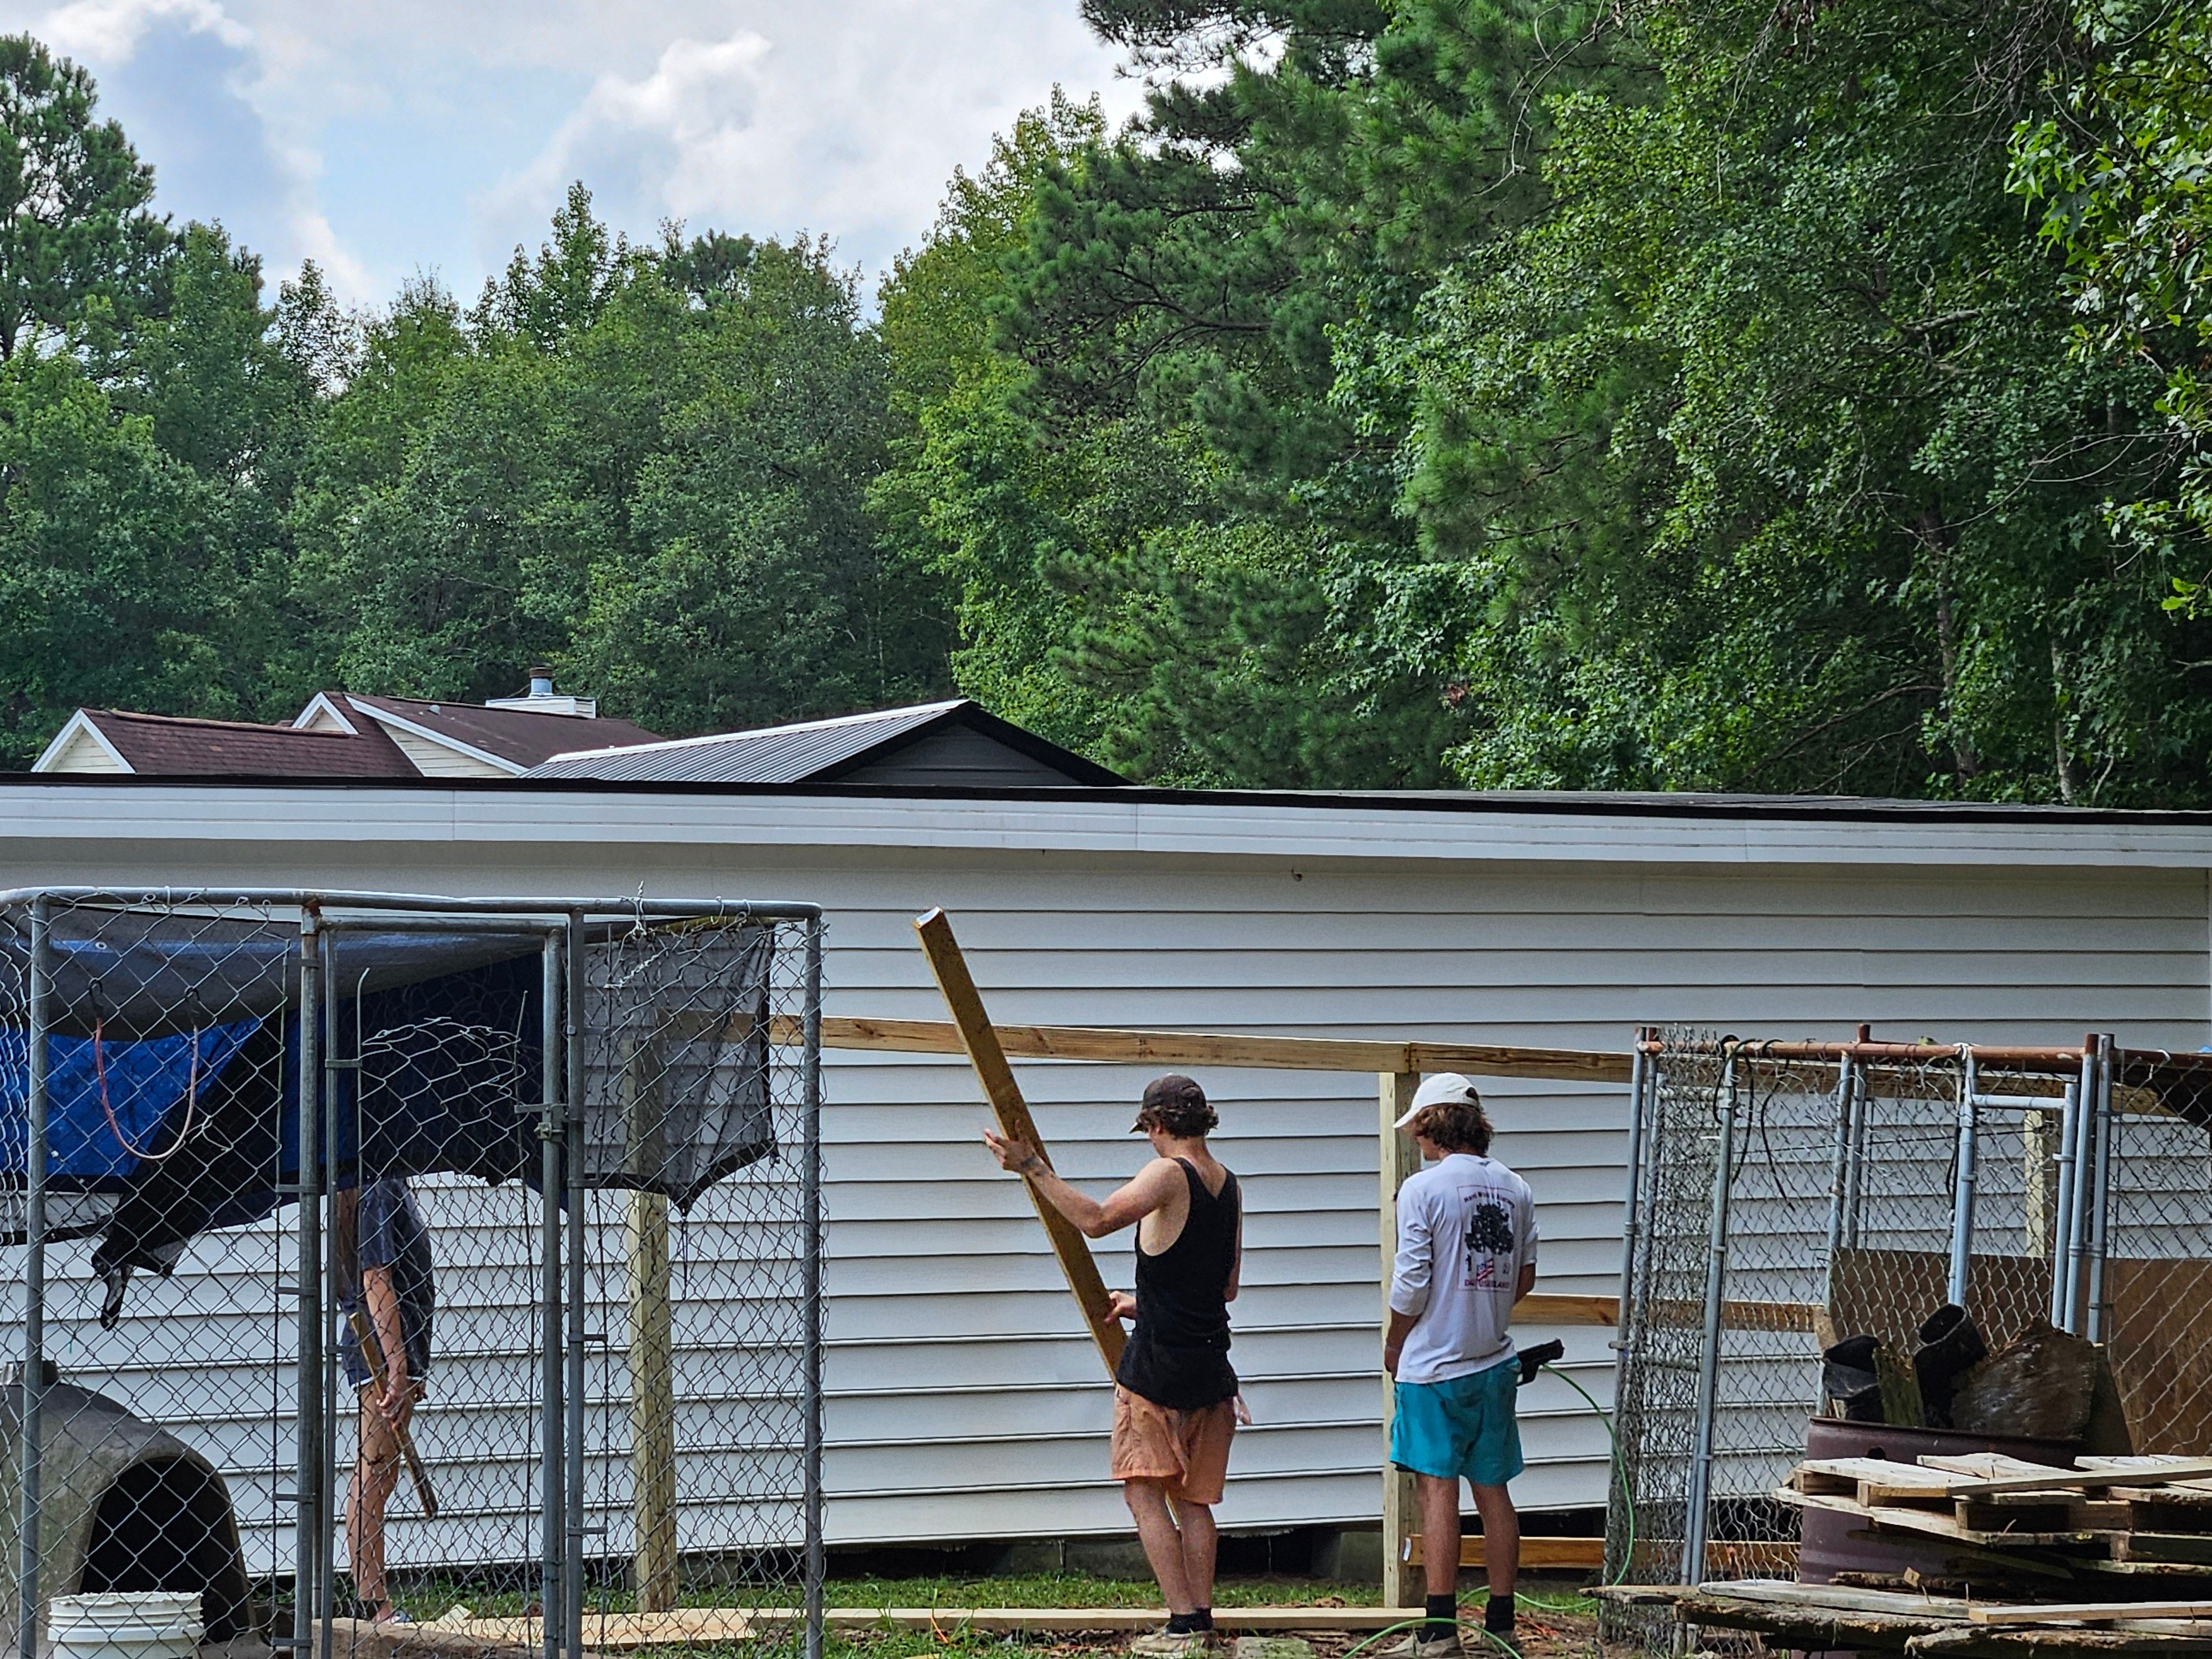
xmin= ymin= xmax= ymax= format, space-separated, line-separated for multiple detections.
xmin=1606 ymin=1027 xmax=2212 ymax=1643
xmin=0 ymin=890 xmax=822 ymax=1659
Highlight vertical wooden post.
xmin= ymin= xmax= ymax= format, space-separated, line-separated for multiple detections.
xmin=915 ymin=908 xmax=1126 ymax=1375
xmin=624 ymin=1034 xmax=679 ymax=1613
xmin=2023 ymin=1109 xmax=2054 ymax=1259
xmin=1380 ymin=1070 xmax=1422 ymax=1610
xmin=627 ymin=1189 xmax=678 ymax=1612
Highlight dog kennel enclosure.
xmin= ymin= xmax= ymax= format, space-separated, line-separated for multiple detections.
xmin=0 ymin=889 xmax=825 ymax=1659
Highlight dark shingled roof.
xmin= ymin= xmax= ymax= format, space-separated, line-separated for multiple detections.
xmin=345 ymin=695 xmax=663 ymax=770
xmin=79 ymin=709 xmax=419 ymax=778
xmin=526 ymin=698 xmax=1126 ymax=786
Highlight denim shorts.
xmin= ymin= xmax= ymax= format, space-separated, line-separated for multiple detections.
xmin=1390 ymin=1356 xmax=1524 ymax=1486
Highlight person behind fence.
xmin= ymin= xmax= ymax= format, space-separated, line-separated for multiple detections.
xmin=1383 ymin=1074 xmax=1538 ymax=1658
xmin=336 ymin=1175 xmax=435 ymax=1624
xmin=983 ymin=1074 xmax=1246 ymax=1656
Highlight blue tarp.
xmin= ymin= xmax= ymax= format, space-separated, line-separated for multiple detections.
xmin=0 ymin=1022 xmax=258 ymax=1184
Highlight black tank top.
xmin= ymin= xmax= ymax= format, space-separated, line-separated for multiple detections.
xmin=1116 ymin=1158 xmax=1240 ymax=1411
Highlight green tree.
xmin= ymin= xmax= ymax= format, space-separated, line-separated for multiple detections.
xmin=0 ymin=351 xmax=228 ymax=761
xmin=0 ymin=34 xmax=171 ymax=359
xmin=2011 ymin=2 xmax=2212 ymax=606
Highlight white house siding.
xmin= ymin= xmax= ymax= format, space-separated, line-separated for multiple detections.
xmin=0 ymin=786 xmax=2206 ymax=1552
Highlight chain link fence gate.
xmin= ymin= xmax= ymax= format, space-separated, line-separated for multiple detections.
xmin=0 ymin=890 xmax=824 ymax=1659
xmin=1605 ymin=1026 xmax=2212 ymax=1645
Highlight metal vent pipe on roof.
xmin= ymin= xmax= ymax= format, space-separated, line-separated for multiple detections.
xmin=529 ymin=666 xmax=554 ymax=697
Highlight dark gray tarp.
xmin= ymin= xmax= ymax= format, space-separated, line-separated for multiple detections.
xmin=581 ymin=924 xmax=777 ymax=1208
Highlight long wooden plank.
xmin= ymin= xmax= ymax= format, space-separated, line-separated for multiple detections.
xmin=452 ymin=1608 xmax=1431 ymax=1647
xmin=787 ymin=1012 xmax=1633 ymax=1082
xmin=914 ymin=909 xmax=1125 ymax=1375
xmin=1951 ymin=1461 xmax=2212 ymax=1499
xmin=1380 ymin=1070 xmax=1421 ymax=1613
xmin=1404 ymin=1535 xmax=1606 ymax=1568
xmin=1973 ymin=1602 xmax=2212 ymax=1626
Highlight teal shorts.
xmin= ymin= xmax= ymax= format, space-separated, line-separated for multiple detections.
xmin=1391 ymin=1357 xmax=1524 ymax=1487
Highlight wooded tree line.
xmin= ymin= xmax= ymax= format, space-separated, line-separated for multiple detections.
xmin=2 ymin=3 xmax=2208 ymax=800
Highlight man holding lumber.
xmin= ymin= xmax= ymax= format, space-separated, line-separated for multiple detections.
xmin=984 ymin=1074 xmax=1244 ymax=1656
xmin=1384 ymin=1074 xmax=1538 ymax=1657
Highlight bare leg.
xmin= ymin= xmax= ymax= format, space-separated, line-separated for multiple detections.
xmin=1469 ymin=1483 xmax=1518 ymax=1603
xmin=1176 ymin=1501 xmax=1218 ymax=1610
xmin=1417 ymin=1474 xmax=1462 ymax=1603
xmin=1123 ymin=1481 xmax=1196 ymax=1613
xmin=348 ymin=1392 xmax=403 ymax=1617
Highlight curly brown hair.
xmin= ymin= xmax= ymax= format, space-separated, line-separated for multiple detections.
xmin=1408 ymin=1095 xmax=1493 ymax=1155
xmin=1134 ymin=1074 xmax=1217 ymax=1138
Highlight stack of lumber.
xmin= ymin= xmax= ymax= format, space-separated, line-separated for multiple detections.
xmin=1597 ymin=1579 xmax=2212 ymax=1655
xmin=1773 ymin=1452 xmax=2212 ymax=1586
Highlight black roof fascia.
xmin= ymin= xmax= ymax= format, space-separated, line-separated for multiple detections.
xmin=6 ymin=770 xmax=2212 ymax=827
xmin=804 ymin=701 xmax=1129 ymax=787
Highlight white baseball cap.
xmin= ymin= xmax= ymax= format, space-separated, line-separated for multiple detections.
xmin=1394 ymin=1072 xmax=1479 ymax=1130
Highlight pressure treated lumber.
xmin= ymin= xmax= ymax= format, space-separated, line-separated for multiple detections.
xmin=792 ymin=1012 xmax=1633 ymax=1082
xmin=1950 ymin=1462 xmax=2212 ymax=1499
xmin=914 ymin=908 xmax=1125 ymax=1374
xmin=1379 ymin=1069 xmax=1422 ymax=1613
xmin=451 ymin=1608 xmax=1432 ymax=1648
xmin=1972 ymin=1602 xmax=2212 ymax=1626
xmin=1403 ymin=1535 xmax=1605 ymax=1568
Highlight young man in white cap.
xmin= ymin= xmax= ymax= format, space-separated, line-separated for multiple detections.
xmin=1384 ymin=1073 xmax=1538 ymax=1656
xmin=983 ymin=1073 xmax=1244 ymax=1656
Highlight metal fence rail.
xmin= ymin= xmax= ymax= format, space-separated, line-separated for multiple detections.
xmin=0 ymin=890 xmax=824 ymax=1659
xmin=1605 ymin=1026 xmax=2212 ymax=1646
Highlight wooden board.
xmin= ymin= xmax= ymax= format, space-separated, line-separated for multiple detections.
xmin=1950 ymin=1461 xmax=2212 ymax=1500
xmin=451 ymin=1607 xmax=1432 ymax=1647
xmin=794 ymin=1011 xmax=1634 ymax=1082
xmin=1971 ymin=1600 xmax=2212 ymax=1626
xmin=914 ymin=908 xmax=1125 ymax=1375
xmin=1403 ymin=1535 xmax=1605 ymax=1568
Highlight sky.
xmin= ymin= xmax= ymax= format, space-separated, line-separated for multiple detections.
xmin=1 ymin=0 xmax=1149 ymax=306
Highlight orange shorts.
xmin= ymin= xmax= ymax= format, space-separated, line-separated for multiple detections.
xmin=1110 ymin=1385 xmax=1235 ymax=1505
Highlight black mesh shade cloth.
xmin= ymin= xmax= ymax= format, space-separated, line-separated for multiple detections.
xmin=580 ymin=923 xmax=777 ymax=1208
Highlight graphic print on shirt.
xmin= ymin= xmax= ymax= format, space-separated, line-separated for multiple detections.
xmin=1459 ymin=1183 xmax=1519 ymax=1290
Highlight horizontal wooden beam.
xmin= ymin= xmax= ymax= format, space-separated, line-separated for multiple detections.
xmin=1406 ymin=1535 xmax=1605 ymax=1569
xmin=778 ymin=1013 xmax=1632 ymax=1083
xmin=447 ymin=1607 xmax=1434 ymax=1647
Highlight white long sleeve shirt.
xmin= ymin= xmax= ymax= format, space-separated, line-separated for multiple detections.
xmin=1389 ymin=1152 xmax=1538 ymax=1385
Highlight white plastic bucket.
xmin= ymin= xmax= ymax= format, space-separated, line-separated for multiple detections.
xmin=46 ymin=1592 xmax=203 ymax=1659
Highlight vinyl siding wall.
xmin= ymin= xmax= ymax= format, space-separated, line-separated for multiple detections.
xmin=0 ymin=791 xmax=2204 ymax=1551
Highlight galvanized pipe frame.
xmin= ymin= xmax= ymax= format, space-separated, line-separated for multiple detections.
xmin=1631 ymin=1027 xmax=2132 ymax=1606
xmin=5 ymin=888 xmax=825 ymax=1659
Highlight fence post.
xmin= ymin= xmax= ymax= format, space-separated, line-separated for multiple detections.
xmin=802 ymin=915 xmax=827 ymax=1659
xmin=1946 ymin=1048 xmax=1980 ymax=1309
xmin=1379 ymin=1071 xmax=1422 ymax=1610
xmin=1820 ymin=1058 xmax=1857 ymax=1280
xmin=2086 ymin=1035 xmax=2115 ymax=1344
xmin=2049 ymin=1072 xmax=2081 ymax=1331
xmin=1615 ymin=1041 xmax=1651 ymax=1355
xmin=564 ymin=921 xmax=587 ymax=1659
xmin=2064 ymin=1038 xmax=2100 ymax=1335
xmin=540 ymin=936 xmax=566 ymax=1659
xmin=295 ymin=914 xmax=323 ymax=1659
xmin=316 ymin=932 xmax=342 ymax=1659
xmin=1682 ymin=1052 xmax=1738 ymax=1587
xmin=18 ymin=899 xmax=49 ymax=1659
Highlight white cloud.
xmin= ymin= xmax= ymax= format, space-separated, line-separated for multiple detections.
xmin=0 ymin=0 xmax=1148 ymax=303
xmin=40 ymin=0 xmax=248 ymax=59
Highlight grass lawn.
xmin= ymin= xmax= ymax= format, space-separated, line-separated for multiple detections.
xmin=391 ymin=1568 xmax=1603 ymax=1657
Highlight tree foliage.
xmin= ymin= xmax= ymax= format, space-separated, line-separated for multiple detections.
xmin=5 ymin=16 xmax=2212 ymax=797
